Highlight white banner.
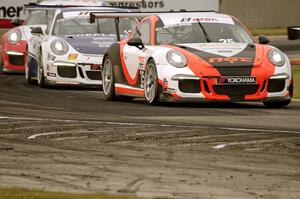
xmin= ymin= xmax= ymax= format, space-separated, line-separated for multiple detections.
xmin=108 ymin=0 xmax=219 ymax=12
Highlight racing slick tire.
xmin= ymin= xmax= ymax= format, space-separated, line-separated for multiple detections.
xmin=102 ymin=55 xmax=116 ymax=101
xmin=144 ymin=59 xmax=161 ymax=105
xmin=25 ymin=50 xmax=35 ymax=85
xmin=37 ymin=49 xmax=46 ymax=88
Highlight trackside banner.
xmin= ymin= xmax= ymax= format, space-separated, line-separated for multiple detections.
xmin=0 ymin=0 xmax=36 ymax=28
xmin=0 ymin=0 xmax=219 ymax=29
xmin=108 ymin=0 xmax=219 ymax=12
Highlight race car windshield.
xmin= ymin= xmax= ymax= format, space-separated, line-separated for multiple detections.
xmin=156 ymin=20 xmax=254 ymax=44
xmin=25 ymin=11 xmax=48 ymax=25
xmin=53 ymin=17 xmax=117 ymax=36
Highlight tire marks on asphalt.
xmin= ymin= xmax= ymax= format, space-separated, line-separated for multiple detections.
xmin=1 ymin=116 xmax=300 ymax=152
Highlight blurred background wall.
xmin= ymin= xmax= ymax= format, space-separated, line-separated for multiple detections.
xmin=220 ymin=0 xmax=300 ymax=28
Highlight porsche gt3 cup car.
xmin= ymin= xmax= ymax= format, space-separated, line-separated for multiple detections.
xmin=92 ymin=11 xmax=293 ymax=107
xmin=26 ymin=6 xmax=134 ymax=87
xmin=0 ymin=10 xmax=48 ymax=73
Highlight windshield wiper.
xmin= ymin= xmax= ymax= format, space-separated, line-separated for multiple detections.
xmin=197 ymin=21 xmax=211 ymax=43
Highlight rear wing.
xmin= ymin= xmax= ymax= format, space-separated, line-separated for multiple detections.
xmin=90 ymin=12 xmax=158 ymax=24
xmin=90 ymin=10 xmax=217 ymax=41
xmin=90 ymin=10 xmax=216 ymax=23
xmin=288 ymin=26 xmax=300 ymax=40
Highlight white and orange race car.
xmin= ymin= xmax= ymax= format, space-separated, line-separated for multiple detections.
xmin=90 ymin=11 xmax=293 ymax=107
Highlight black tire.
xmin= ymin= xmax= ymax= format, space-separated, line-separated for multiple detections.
xmin=263 ymin=100 xmax=291 ymax=108
xmin=37 ymin=49 xmax=46 ymax=88
xmin=25 ymin=50 xmax=35 ymax=85
xmin=102 ymin=55 xmax=116 ymax=101
xmin=144 ymin=59 xmax=160 ymax=105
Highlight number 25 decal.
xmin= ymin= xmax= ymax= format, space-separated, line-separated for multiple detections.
xmin=219 ymin=39 xmax=234 ymax=43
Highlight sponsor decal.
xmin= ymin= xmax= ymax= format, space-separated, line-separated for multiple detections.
xmin=109 ymin=0 xmax=164 ymax=9
xmin=180 ymin=17 xmax=218 ymax=23
xmin=217 ymin=76 xmax=256 ymax=85
xmin=92 ymin=37 xmax=115 ymax=48
xmin=209 ymin=57 xmax=253 ymax=64
xmin=68 ymin=54 xmax=78 ymax=61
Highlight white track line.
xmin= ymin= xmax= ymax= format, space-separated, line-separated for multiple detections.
xmin=28 ymin=132 xmax=72 ymax=140
xmin=213 ymin=137 xmax=300 ymax=149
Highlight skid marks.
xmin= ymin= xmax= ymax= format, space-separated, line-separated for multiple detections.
xmin=1 ymin=116 xmax=300 ymax=152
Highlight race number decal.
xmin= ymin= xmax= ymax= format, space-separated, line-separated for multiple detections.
xmin=219 ymin=39 xmax=234 ymax=43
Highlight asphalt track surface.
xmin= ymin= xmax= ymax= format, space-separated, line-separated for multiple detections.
xmin=0 ymin=39 xmax=300 ymax=199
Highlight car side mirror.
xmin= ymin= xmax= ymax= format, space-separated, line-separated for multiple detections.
xmin=127 ymin=37 xmax=144 ymax=50
xmin=288 ymin=26 xmax=300 ymax=40
xmin=11 ymin=18 xmax=22 ymax=27
xmin=258 ymin=36 xmax=270 ymax=45
xmin=31 ymin=27 xmax=44 ymax=36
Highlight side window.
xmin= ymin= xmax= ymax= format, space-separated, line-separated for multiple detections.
xmin=137 ymin=20 xmax=151 ymax=45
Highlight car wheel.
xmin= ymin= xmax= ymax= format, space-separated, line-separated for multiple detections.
xmin=37 ymin=50 xmax=46 ymax=88
xmin=263 ymin=100 xmax=291 ymax=108
xmin=144 ymin=59 xmax=160 ymax=105
xmin=25 ymin=50 xmax=35 ymax=85
xmin=102 ymin=56 xmax=115 ymax=101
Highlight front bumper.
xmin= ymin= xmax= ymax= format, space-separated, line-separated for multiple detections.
xmin=45 ymin=60 xmax=102 ymax=86
xmin=158 ymin=65 xmax=292 ymax=103
xmin=1 ymin=40 xmax=27 ymax=73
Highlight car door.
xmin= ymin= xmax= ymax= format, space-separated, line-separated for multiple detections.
xmin=122 ymin=19 xmax=151 ymax=85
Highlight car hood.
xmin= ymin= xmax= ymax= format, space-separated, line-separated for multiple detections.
xmin=173 ymin=43 xmax=270 ymax=77
xmin=176 ymin=43 xmax=259 ymax=67
xmin=64 ymin=34 xmax=117 ymax=55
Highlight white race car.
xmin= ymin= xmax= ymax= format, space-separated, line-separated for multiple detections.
xmin=26 ymin=6 xmax=134 ymax=87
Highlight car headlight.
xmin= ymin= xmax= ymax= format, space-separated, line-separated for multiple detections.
xmin=268 ymin=49 xmax=285 ymax=67
xmin=8 ymin=30 xmax=21 ymax=45
xmin=166 ymin=50 xmax=187 ymax=68
xmin=50 ymin=39 xmax=69 ymax=55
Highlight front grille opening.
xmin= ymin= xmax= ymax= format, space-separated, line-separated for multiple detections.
xmin=178 ymin=80 xmax=201 ymax=93
xmin=203 ymin=80 xmax=211 ymax=94
xmin=268 ymin=79 xmax=285 ymax=93
xmin=57 ymin=66 xmax=77 ymax=78
xmin=213 ymin=85 xmax=260 ymax=96
xmin=78 ymin=67 xmax=85 ymax=78
xmin=86 ymin=71 xmax=101 ymax=80
xmin=9 ymin=55 xmax=24 ymax=66
xmin=261 ymin=80 xmax=267 ymax=93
